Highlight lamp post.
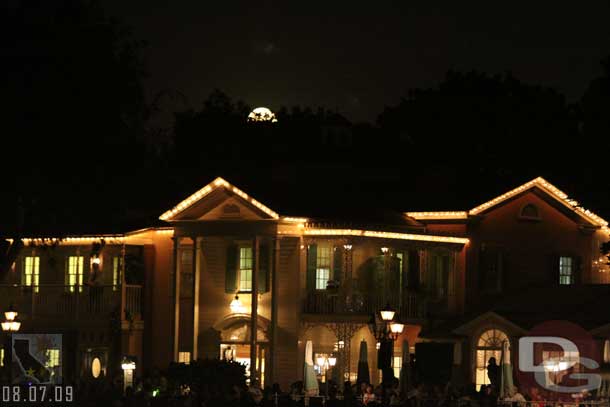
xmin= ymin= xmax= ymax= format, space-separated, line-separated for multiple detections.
xmin=315 ymin=354 xmax=337 ymax=398
xmin=2 ymin=305 xmax=21 ymax=384
xmin=121 ymin=357 xmax=136 ymax=392
xmin=369 ymin=304 xmax=404 ymax=385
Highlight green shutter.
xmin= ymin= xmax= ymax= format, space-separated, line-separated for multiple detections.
xmin=333 ymin=246 xmax=343 ymax=283
xmin=258 ymin=243 xmax=270 ymax=293
xmin=574 ymin=256 xmax=582 ymax=285
xmin=225 ymin=244 xmax=238 ymax=293
xmin=400 ymin=252 xmax=410 ymax=291
xmin=373 ymin=255 xmax=385 ymax=297
xmin=306 ymin=244 xmax=317 ymax=291
xmin=389 ymin=255 xmax=401 ymax=293
xmin=408 ymin=250 xmax=420 ymax=289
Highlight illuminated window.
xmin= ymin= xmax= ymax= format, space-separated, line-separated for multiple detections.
xmin=112 ymin=257 xmax=122 ymax=290
xmin=475 ymin=329 xmax=508 ymax=390
xmin=45 ymin=349 xmax=60 ymax=368
xmin=559 ymin=257 xmax=574 ymax=285
xmin=67 ymin=256 xmax=84 ymax=292
xmin=238 ymin=247 xmax=253 ymax=292
xmin=392 ymin=355 xmax=402 ymax=379
xmin=316 ymin=246 xmax=331 ymax=290
xmin=23 ymin=256 xmax=40 ymax=293
xmin=178 ymin=351 xmax=191 ymax=364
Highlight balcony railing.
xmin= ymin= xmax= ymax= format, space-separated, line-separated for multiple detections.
xmin=0 ymin=284 xmax=142 ymax=322
xmin=303 ymin=288 xmax=426 ymax=320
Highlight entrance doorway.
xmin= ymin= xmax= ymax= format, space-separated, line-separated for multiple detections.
xmin=220 ymin=343 xmax=267 ymax=387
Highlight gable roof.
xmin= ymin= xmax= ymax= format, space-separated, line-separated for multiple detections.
xmin=407 ymin=177 xmax=609 ymax=230
xmin=159 ymin=177 xmax=280 ymax=221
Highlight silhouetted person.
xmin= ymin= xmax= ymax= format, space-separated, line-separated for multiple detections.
xmin=487 ymin=357 xmax=499 ymax=389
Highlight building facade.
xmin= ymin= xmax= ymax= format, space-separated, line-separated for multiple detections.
xmin=2 ymin=176 xmax=609 ymax=390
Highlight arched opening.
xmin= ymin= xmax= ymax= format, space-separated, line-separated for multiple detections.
xmin=475 ymin=328 xmax=508 ymax=390
xmin=214 ymin=315 xmax=270 ymax=386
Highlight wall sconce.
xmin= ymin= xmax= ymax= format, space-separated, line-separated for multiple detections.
xmin=230 ymin=294 xmax=246 ymax=314
xmin=381 ymin=247 xmax=389 ymax=254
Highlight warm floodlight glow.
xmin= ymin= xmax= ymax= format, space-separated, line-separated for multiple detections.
xmin=230 ymin=295 xmax=246 ymax=314
xmin=248 ymin=107 xmax=278 ymax=123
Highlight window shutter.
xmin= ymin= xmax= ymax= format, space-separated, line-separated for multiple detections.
xmin=401 ymin=252 xmax=410 ymax=291
xmin=306 ymin=244 xmax=317 ymax=291
xmin=389 ymin=255 xmax=401 ymax=294
xmin=258 ymin=243 xmax=270 ymax=293
xmin=550 ymin=254 xmax=559 ymax=286
xmin=408 ymin=250 xmax=420 ymax=289
xmin=574 ymin=256 xmax=582 ymax=285
xmin=333 ymin=246 xmax=343 ymax=283
xmin=225 ymin=244 xmax=238 ymax=293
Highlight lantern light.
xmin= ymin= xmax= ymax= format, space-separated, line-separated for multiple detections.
xmin=379 ymin=304 xmax=395 ymax=321
xmin=381 ymin=247 xmax=389 ymax=254
xmin=390 ymin=322 xmax=404 ymax=335
xmin=4 ymin=305 xmax=17 ymax=322
xmin=316 ymin=356 xmax=326 ymax=368
xmin=338 ymin=340 xmax=345 ymax=349
xmin=328 ymin=356 xmax=337 ymax=367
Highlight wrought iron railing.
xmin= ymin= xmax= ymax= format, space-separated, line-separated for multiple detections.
xmin=303 ymin=288 xmax=426 ymax=320
xmin=0 ymin=284 xmax=143 ymax=321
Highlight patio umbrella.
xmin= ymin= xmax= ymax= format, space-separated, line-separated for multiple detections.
xmin=357 ymin=340 xmax=370 ymax=385
xmin=451 ymin=341 xmax=464 ymax=388
xmin=304 ymin=340 xmax=319 ymax=396
xmin=499 ymin=340 xmax=514 ymax=398
xmin=399 ymin=340 xmax=412 ymax=395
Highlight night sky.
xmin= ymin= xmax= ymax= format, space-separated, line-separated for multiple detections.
xmin=3 ymin=0 xmax=610 ymax=235
xmin=107 ymin=1 xmax=610 ymax=122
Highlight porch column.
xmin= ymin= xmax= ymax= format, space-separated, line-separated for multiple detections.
xmin=172 ymin=237 xmax=181 ymax=362
xmin=269 ymin=237 xmax=280 ymax=385
xmin=192 ymin=237 xmax=201 ymax=360
xmin=250 ymin=236 xmax=259 ymax=384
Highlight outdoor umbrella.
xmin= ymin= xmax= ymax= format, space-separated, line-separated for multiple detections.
xmin=499 ymin=339 xmax=514 ymax=398
xmin=451 ymin=341 xmax=463 ymax=388
xmin=304 ymin=340 xmax=319 ymax=396
xmin=399 ymin=339 xmax=412 ymax=395
xmin=357 ymin=340 xmax=370 ymax=385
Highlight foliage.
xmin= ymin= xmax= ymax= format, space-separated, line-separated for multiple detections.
xmin=165 ymin=359 xmax=247 ymax=392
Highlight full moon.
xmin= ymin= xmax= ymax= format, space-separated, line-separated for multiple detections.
xmin=247 ymin=107 xmax=278 ymax=123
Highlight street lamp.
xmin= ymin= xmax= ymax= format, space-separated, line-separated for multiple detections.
xmin=315 ymin=354 xmax=337 ymax=398
xmin=369 ymin=304 xmax=405 ymax=384
xmin=2 ymin=305 xmax=21 ymax=383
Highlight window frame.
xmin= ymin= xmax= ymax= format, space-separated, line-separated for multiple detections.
xmin=315 ymin=245 xmax=332 ymax=290
xmin=23 ymin=256 xmax=40 ymax=293
xmin=559 ymin=256 xmax=574 ymax=285
xmin=238 ymin=246 xmax=253 ymax=292
xmin=67 ymin=256 xmax=84 ymax=293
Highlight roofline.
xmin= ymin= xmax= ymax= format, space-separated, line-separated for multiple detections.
xmin=302 ymin=227 xmax=469 ymax=245
xmin=406 ymin=177 xmax=609 ymax=230
xmin=159 ymin=177 xmax=280 ymax=221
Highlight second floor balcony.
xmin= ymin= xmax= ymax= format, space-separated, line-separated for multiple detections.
xmin=0 ymin=284 xmax=143 ymax=323
xmin=303 ymin=282 xmax=427 ymax=321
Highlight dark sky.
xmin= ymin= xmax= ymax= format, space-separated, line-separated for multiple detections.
xmin=106 ymin=1 xmax=610 ymax=122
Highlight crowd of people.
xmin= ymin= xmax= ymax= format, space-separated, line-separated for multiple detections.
xmin=68 ymin=376 xmax=605 ymax=407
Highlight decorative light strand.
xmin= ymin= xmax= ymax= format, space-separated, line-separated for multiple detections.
xmin=159 ymin=177 xmax=279 ymax=221
xmin=407 ymin=177 xmax=608 ymax=228
xmin=469 ymin=177 xmax=608 ymax=226
xmin=406 ymin=211 xmax=468 ymax=220
xmin=303 ymin=228 xmax=469 ymax=244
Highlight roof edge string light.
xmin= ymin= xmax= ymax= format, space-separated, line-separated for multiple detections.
xmin=159 ymin=177 xmax=279 ymax=221
xmin=303 ymin=228 xmax=469 ymax=244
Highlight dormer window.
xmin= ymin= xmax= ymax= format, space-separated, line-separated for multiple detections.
xmin=519 ymin=203 xmax=540 ymax=220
